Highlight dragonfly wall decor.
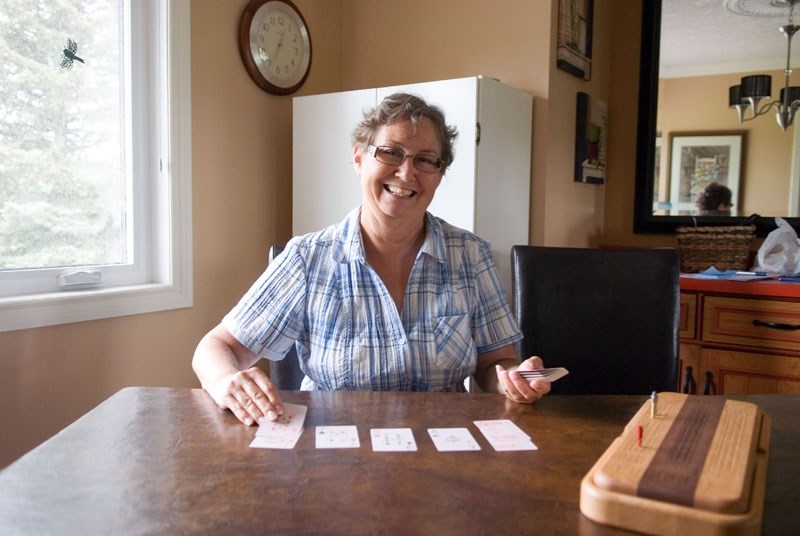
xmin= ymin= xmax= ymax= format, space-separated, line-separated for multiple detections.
xmin=60 ymin=38 xmax=85 ymax=70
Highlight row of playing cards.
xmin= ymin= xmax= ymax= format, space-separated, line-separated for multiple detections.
xmin=249 ymin=403 xmax=537 ymax=452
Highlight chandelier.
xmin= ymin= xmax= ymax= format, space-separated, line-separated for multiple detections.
xmin=729 ymin=0 xmax=800 ymax=130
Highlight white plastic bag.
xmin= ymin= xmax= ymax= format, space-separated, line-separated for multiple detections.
xmin=751 ymin=217 xmax=800 ymax=275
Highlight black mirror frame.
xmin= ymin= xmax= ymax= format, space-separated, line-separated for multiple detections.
xmin=633 ymin=0 xmax=795 ymax=237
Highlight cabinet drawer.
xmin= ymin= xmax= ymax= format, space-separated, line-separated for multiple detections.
xmin=702 ymin=296 xmax=800 ymax=353
xmin=702 ymin=348 xmax=800 ymax=394
xmin=679 ymin=292 xmax=697 ymax=340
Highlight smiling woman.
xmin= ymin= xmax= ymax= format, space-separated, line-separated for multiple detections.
xmin=191 ymin=90 xmax=550 ymax=428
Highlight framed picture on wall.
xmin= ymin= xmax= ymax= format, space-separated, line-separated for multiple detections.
xmin=574 ymin=91 xmax=606 ymax=184
xmin=557 ymin=0 xmax=594 ymax=80
xmin=668 ymin=132 xmax=745 ymax=213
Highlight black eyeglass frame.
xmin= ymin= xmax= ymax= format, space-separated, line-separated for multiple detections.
xmin=367 ymin=144 xmax=444 ymax=173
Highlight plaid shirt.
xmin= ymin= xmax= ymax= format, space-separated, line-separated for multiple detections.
xmin=224 ymin=208 xmax=522 ymax=392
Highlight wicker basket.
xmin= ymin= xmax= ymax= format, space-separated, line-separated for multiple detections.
xmin=675 ymin=225 xmax=756 ymax=272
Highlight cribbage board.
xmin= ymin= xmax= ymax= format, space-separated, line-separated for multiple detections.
xmin=580 ymin=392 xmax=771 ymax=535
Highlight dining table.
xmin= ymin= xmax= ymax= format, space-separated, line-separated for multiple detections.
xmin=0 ymin=387 xmax=797 ymax=535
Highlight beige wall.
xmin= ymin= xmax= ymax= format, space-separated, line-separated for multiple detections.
xmin=0 ymin=0 xmax=651 ymax=468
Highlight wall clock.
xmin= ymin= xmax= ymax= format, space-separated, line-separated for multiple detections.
xmin=238 ymin=0 xmax=312 ymax=95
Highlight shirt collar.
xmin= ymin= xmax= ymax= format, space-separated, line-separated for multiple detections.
xmin=332 ymin=208 xmax=448 ymax=266
xmin=420 ymin=212 xmax=447 ymax=264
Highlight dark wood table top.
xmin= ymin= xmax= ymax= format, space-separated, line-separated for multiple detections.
xmin=0 ymin=388 xmax=797 ymax=535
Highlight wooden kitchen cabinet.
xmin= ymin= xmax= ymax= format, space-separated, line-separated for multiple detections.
xmin=679 ymin=278 xmax=800 ymax=395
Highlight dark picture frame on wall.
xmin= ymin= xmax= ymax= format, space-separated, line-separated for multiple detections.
xmin=574 ymin=91 xmax=607 ymax=184
xmin=557 ymin=0 xmax=594 ymax=80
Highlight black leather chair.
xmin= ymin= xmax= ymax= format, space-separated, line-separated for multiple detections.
xmin=266 ymin=245 xmax=305 ymax=390
xmin=510 ymin=246 xmax=680 ymax=395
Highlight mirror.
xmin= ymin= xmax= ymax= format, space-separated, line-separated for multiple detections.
xmin=633 ymin=0 xmax=800 ymax=236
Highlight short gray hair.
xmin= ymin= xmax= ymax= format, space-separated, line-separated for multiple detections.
xmin=351 ymin=92 xmax=458 ymax=169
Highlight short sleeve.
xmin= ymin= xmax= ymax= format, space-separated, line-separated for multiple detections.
xmin=223 ymin=244 xmax=307 ymax=360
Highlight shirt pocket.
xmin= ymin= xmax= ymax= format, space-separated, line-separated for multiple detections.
xmin=432 ymin=314 xmax=476 ymax=372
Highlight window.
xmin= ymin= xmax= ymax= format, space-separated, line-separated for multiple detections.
xmin=0 ymin=0 xmax=192 ymax=332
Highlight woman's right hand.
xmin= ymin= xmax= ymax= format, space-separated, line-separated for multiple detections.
xmin=207 ymin=366 xmax=284 ymax=426
xmin=192 ymin=323 xmax=285 ymax=426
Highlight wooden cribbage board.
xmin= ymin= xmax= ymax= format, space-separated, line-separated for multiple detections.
xmin=580 ymin=392 xmax=771 ymax=536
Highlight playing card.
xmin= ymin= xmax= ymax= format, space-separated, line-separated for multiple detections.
xmin=370 ymin=428 xmax=417 ymax=452
xmin=250 ymin=403 xmax=307 ymax=449
xmin=255 ymin=403 xmax=307 ymax=437
xmin=316 ymin=425 xmax=360 ymax=449
xmin=473 ymin=419 xmax=538 ymax=451
xmin=249 ymin=432 xmax=302 ymax=450
xmin=427 ymin=427 xmax=481 ymax=451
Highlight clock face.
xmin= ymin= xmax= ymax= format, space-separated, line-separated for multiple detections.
xmin=240 ymin=0 xmax=311 ymax=95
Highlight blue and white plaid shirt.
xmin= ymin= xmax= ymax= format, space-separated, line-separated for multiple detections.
xmin=223 ymin=208 xmax=522 ymax=392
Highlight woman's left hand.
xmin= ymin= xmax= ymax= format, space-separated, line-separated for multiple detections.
xmin=496 ymin=356 xmax=551 ymax=404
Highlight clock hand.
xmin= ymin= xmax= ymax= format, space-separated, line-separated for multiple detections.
xmin=269 ymin=31 xmax=286 ymax=63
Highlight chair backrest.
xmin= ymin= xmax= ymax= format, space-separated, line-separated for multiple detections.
xmin=511 ymin=246 xmax=680 ymax=395
xmin=266 ymin=244 xmax=305 ymax=390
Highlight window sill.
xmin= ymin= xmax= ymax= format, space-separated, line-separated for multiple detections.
xmin=0 ymin=282 xmax=192 ymax=332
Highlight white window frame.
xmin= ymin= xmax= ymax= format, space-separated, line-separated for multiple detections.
xmin=0 ymin=0 xmax=192 ymax=332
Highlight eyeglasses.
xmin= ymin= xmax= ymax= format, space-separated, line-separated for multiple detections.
xmin=368 ymin=145 xmax=444 ymax=173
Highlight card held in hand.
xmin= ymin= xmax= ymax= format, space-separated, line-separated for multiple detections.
xmin=516 ymin=367 xmax=569 ymax=382
xmin=250 ymin=403 xmax=307 ymax=450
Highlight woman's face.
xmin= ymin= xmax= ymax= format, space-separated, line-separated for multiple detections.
xmin=353 ymin=117 xmax=444 ymax=226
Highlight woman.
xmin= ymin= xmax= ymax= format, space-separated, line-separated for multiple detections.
xmin=192 ymin=93 xmax=550 ymax=425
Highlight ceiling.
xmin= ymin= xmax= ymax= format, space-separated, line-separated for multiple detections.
xmin=661 ymin=0 xmax=800 ymax=78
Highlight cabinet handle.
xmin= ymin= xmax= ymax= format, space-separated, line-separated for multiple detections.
xmin=682 ymin=366 xmax=697 ymax=394
xmin=752 ymin=319 xmax=800 ymax=331
xmin=703 ymin=371 xmax=716 ymax=395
